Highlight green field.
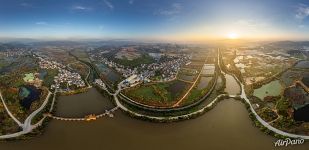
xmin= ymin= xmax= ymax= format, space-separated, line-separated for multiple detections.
xmin=128 ymin=86 xmax=162 ymax=101
xmin=42 ymin=69 xmax=59 ymax=87
xmin=125 ymin=81 xmax=189 ymax=106
xmin=70 ymin=49 xmax=91 ymax=62
xmin=114 ymin=54 xmax=155 ymax=68
xmin=253 ymin=80 xmax=282 ymax=100
xmin=126 ymin=83 xmax=172 ymax=102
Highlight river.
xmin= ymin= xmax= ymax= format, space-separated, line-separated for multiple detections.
xmin=224 ymin=74 xmax=240 ymax=95
xmin=0 ymin=76 xmax=308 ymax=150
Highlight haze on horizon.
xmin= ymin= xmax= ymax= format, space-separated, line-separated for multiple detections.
xmin=1 ymin=0 xmax=309 ymax=43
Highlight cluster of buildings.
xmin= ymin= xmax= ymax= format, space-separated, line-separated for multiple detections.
xmin=91 ymin=51 xmax=190 ymax=87
xmin=37 ymin=56 xmax=86 ymax=90
xmin=53 ymin=69 xmax=85 ymax=89
xmin=0 ymin=50 xmax=27 ymax=57
xmin=123 ymin=74 xmax=143 ymax=87
xmin=141 ymin=55 xmax=189 ymax=81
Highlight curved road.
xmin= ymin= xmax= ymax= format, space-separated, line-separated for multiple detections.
xmin=109 ymin=48 xmax=309 ymax=139
xmin=1 ymin=48 xmax=309 ymax=140
xmin=0 ymin=91 xmax=52 ymax=139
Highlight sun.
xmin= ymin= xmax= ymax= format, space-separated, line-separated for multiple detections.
xmin=227 ymin=32 xmax=239 ymax=39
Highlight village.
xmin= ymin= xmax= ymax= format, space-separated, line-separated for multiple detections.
xmin=90 ymin=47 xmax=191 ymax=88
xmin=37 ymin=55 xmax=86 ymax=90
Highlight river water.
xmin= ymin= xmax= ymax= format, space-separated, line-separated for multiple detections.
xmin=224 ymin=74 xmax=240 ymax=95
xmin=0 ymin=76 xmax=308 ymax=150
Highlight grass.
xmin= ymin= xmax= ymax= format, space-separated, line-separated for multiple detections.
xmin=127 ymin=83 xmax=173 ymax=102
xmin=70 ymin=49 xmax=90 ymax=63
xmin=186 ymin=89 xmax=202 ymax=102
xmin=114 ymin=54 xmax=155 ymax=68
xmin=152 ymin=83 xmax=172 ymax=101
xmin=125 ymin=81 xmax=187 ymax=105
xmin=42 ymin=69 xmax=58 ymax=88
xmin=253 ymin=80 xmax=282 ymax=101
xmin=129 ymin=86 xmax=162 ymax=101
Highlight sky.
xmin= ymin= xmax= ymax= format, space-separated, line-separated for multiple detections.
xmin=1 ymin=0 xmax=309 ymax=42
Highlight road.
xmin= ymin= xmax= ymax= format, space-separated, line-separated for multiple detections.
xmin=0 ymin=90 xmax=52 ymax=139
xmin=217 ymin=48 xmax=309 ymax=139
xmin=1 ymin=48 xmax=309 ymax=140
xmin=108 ymin=48 xmax=309 ymax=139
xmin=173 ymin=57 xmax=208 ymax=107
xmin=0 ymin=91 xmax=23 ymax=127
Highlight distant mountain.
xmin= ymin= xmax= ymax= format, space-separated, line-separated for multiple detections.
xmin=27 ymin=39 xmax=145 ymax=48
xmin=267 ymin=41 xmax=309 ymax=49
xmin=30 ymin=41 xmax=85 ymax=47
xmin=0 ymin=43 xmax=29 ymax=51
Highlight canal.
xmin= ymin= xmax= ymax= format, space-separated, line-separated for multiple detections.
xmin=0 ymin=76 xmax=308 ymax=150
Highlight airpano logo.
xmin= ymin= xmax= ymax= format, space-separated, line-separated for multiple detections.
xmin=274 ymin=138 xmax=304 ymax=147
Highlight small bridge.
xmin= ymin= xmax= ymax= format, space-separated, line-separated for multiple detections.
xmin=45 ymin=107 xmax=118 ymax=122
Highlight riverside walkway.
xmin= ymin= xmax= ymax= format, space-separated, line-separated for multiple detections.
xmin=46 ymin=107 xmax=118 ymax=122
xmin=218 ymin=48 xmax=309 ymax=140
xmin=109 ymin=48 xmax=309 ymax=140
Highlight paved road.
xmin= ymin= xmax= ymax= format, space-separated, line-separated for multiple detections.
xmin=173 ymin=57 xmax=208 ymax=107
xmin=109 ymin=48 xmax=309 ymax=139
xmin=0 ymin=91 xmax=52 ymax=139
xmin=217 ymin=48 xmax=309 ymax=139
xmin=1 ymin=48 xmax=309 ymax=140
xmin=0 ymin=91 xmax=23 ymax=127
xmin=238 ymin=77 xmax=309 ymax=139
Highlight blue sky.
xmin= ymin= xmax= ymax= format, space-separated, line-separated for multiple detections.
xmin=1 ymin=0 xmax=309 ymax=41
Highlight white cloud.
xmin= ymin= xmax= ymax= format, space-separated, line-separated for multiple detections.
xmin=35 ymin=21 xmax=47 ymax=25
xmin=72 ymin=5 xmax=92 ymax=11
xmin=103 ymin=0 xmax=114 ymax=10
xmin=155 ymin=3 xmax=183 ymax=16
xmin=295 ymin=4 xmax=309 ymax=21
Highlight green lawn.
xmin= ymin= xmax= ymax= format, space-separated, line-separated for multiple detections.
xmin=129 ymin=86 xmax=162 ymax=101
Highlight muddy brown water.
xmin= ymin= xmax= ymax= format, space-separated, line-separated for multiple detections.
xmin=0 ymin=77 xmax=308 ymax=150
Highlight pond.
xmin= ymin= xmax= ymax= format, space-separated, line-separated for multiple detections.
xmin=253 ymin=80 xmax=282 ymax=101
xmin=294 ymin=104 xmax=309 ymax=122
xmin=95 ymin=63 xmax=121 ymax=83
xmin=19 ymin=85 xmax=41 ymax=110
xmin=168 ymin=80 xmax=190 ymax=99
xmin=295 ymin=61 xmax=309 ymax=69
xmin=280 ymin=70 xmax=299 ymax=86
